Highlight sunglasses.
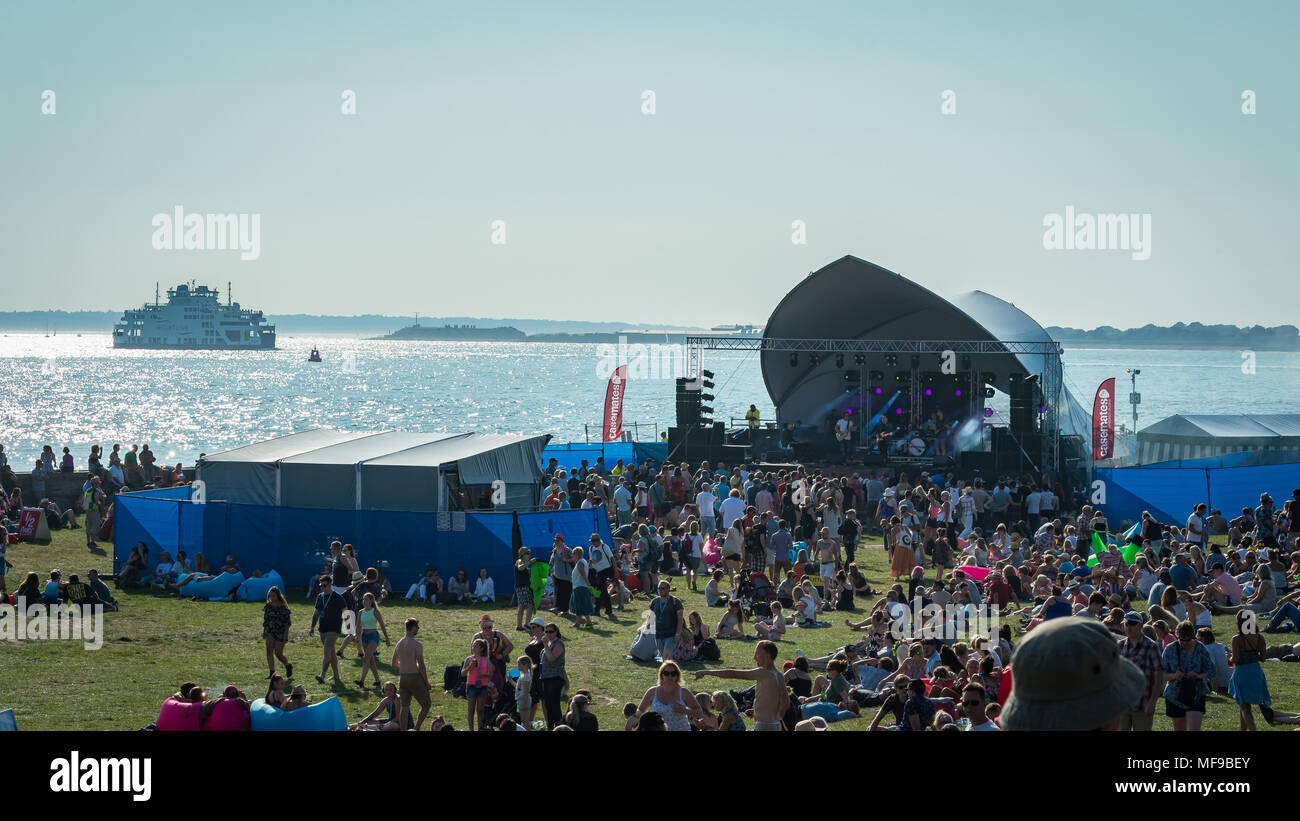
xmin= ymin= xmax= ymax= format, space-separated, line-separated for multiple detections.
xmin=662 ymin=671 xmax=679 ymax=678
xmin=545 ymin=628 xmax=557 ymax=634
xmin=962 ymin=699 xmax=982 ymax=707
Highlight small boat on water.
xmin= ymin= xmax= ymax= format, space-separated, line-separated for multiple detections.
xmin=308 ymin=347 xmax=322 ymax=362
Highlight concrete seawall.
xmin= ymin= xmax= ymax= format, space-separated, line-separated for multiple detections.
xmin=5 ymin=469 xmax=177 ymax=513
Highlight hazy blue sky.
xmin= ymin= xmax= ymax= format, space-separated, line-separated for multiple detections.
xmin=2 ymin=1 xmax=1295 ymax=328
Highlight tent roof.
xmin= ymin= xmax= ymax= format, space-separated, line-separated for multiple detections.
xmin=200 ymin=428 xmax=372 ymax=464
xmin=363 ymin=432 xmax=547 ymax=467
xmin=1139 ymin=414 xmax=1300 ymax=440
xmin=278 ymin=431 xmax=456 ymax=466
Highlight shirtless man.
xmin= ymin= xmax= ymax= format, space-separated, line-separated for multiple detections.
xmin=694 ymin=640 xmax=788 ymax=731
xmin=392 ymin=618 xmax=431 ymax=730
xmin=816 ymin=527 xmax=838 ymax=581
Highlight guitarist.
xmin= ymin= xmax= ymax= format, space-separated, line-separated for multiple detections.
xmin=834 ymin=411 xmax=856 ymax=460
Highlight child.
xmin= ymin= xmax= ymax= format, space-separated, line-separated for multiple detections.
xmin=515 ymin=656 xmax=535 ymax=729
xmin=622 ymin=702 xmax=640 ymax=731
xmin=607 ymin=575 xmax=632 ymax=610
xmin=462 ymin=638 xmax=493 ymax=732
xmin=754 ymin=601 xmax=787 ymax=641
xmin=693 ymin=692 xmax=718 ymax=730
xmin=713 ymin=691 xmax=746 ymax=731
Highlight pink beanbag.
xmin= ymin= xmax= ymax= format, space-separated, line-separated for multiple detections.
xmin=156 ymin=697 xmax=202 ymax=731
xmin=203 ymin=698 xmax=251 ymax=731
xmin=960 ymin=565 xmax=993 ymax=582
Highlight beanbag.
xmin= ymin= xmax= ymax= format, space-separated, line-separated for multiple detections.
xmin=203 ymin=698 xmax=251 ymax=731
xmin=156 ymin=697 xmax=202 ymax=731
xmin=179 ymin=571 xmax=244 ymax=600
xmin=702 ymin=542 xmax=721 ymax=567
xmin=249 ymin=697 xmax=346 ymax=731
xmin=960 ymin=565 xmax=993 ymax=582
xmin=236 ymin=571 xmax=285 ymax=602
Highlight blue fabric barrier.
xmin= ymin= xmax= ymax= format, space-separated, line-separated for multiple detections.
xmin=1096 ymin=463 xmax=1300 ymax=527
xmin=249 ymin=696 xmax=346 ymax=731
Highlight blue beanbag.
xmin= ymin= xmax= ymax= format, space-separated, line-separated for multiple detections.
xmin=179 ymin=571 xmax=245 ymax=600
xmin=237 ymin=571 xmax=285 ymax=602
xmin=249 ymin=697 xmax=347 ymax=731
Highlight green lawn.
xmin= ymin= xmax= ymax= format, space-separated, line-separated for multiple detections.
xmin=1 ymin=528 xmax=1296 ymax=731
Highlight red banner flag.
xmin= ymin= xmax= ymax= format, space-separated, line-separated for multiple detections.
xmin=1092 ymin=378 xmax=1116 ymax=460
xmin=603 ymin=365 xmax=627 ymax=443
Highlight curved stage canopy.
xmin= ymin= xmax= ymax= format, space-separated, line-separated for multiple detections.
xmin=760 ymin=255 xmax=1091 ymax=454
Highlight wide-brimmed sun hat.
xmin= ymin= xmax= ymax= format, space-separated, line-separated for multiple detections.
xmin=1000 ymin=617 xmax=1144 ymax=731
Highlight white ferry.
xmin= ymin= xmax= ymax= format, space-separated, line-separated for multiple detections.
xmin=112 ymin=282 xmax=276 ymax=349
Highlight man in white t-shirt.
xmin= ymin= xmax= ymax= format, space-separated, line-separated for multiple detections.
xmin=963 ymin=682 xmax=1000 ymax=731
xmin=696 ymin=483 xmax=718 ymax=534
xmin=1025 ymin=487 xmax=1042 ymax=528
xmin=719 ymin=489 xmax=746 ymax=530
xmin=1186 ymin=503 xmax=1207 ymax=549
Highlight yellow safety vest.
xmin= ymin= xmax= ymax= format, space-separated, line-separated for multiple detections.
xmin=745 ymin=408 xmax=760 ymax=428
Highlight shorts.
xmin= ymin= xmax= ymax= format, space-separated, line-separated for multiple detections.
xmin=684 ymin=556 xmax=699 ymax=570
xmin=361 ymin=629 xmax=380 ymax=648
xmin=320 ymin=631 xmax=340 ymax=647
xmin=263 ymin=628 xmax=289 ymax=643
xmin=515 ymin=585 xmax=533 ymax=604
xmin=399 ymin=673 xmax=431 ymax=710
xmin=753 ymin=720 xmax=784 ymax=732
xmin=1165 ymin=697 xmax=1206 ymax=718
xmin=465 ymin=683 xmax=488 ymax=700
xmin=820 ymin=562 xmax=837 ymax=578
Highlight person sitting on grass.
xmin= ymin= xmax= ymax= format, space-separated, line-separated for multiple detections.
xmin=716 ymin=600 xmax=747 ymax=640
xmin=405 ymin=565 xmax=442 ymax=604
xmin=352 ymin=682 xmax=412 ymax=731
xmin=41 ymin=570 xmax=63 ymax=605
xmin=62 ymin=574 xmax=99 ymax=607
xmin=86 ymin=569 xmax=119 ymax=611
xmin=704 ymin=569 xmax=729 ymax=607
xmin=473 ymin=567 xmax=496 ymax=604
xmin=754 ymin=601 xmax=788 ymax=641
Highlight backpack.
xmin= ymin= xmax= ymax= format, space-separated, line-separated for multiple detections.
xmin=644 ymin=538 xmax=662 ymax=565
xmin=629 ymin=611 xmax=659 ymax=661
xmin=696 ymin=637 xmax=721 ymax=661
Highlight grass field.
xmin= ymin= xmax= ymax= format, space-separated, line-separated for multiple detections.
xmin=2 ymin=528 xmax=1297 ymax=731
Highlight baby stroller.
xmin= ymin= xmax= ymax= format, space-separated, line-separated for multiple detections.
xmin=738 ymin=572 xmax=779 ymax=619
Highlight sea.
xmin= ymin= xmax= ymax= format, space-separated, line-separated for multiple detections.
xmin=1 ymin=334 xmax=1297 ymax=468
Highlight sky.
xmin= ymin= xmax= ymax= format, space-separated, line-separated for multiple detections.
xmin=2 ymin=1 xmax=1296 ymax=329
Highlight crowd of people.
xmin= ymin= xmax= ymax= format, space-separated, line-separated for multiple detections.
xmin=8 ymin=435 xmax=1300 ymax=732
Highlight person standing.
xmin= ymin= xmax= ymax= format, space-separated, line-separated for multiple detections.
xmin=1116 ymin=611 xmax=1162 ymax=730
xmin=838 ymin=509 xmax=860 ymax=568
xmin=309 ymin=576 xmax=347 ymax=686
xmin=650 ymin=580 xmax=683 ymax=661
xmin=392 ymin=618 xmax=431 ymax=730
xmin=695 ymin=482 xmax=718 ymax=535
xmin=587 ymin=533 xmax=616 ymax=618
xmin=1228 ymin=611 xmax=1273 ymax=730
xmin=693 ymin=640 xmax=789 ymax=731
xmin=548 ymin=535 xmax=572 ymax=617
xmin=83 ymin=476 xmax=105 ymax=549
xmin=354 ymin=591 xmax=390 ymax=689
xmin=1186 ymin=503 xmax=1207 ymax=551
xmin=569 ymin=547 xmax=595 ymax=629
xmin=262 ymin=586 xmax=293 ymax=680
xmin=1161 ymin=620 xmax=1217 ymax=731
xmin=538 ymin=623 xmax=567 ymax=730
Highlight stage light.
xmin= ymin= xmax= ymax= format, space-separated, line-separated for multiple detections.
xmin=810 ymin=354 xmax=822 ymax=366
xmin=984 ymin=408 xmax=994 ymax=418
xmin=982 ymin=372 xmax=996 ymax=385
xmin=854 ymin=354 xmax=865 ymax=366
xmin=895 ymin=371 xmax=909 ymax=382
xmin=885 ymin=355 xmax=898 ymax=367
xmin=835 ymin=353 xmax=844 ymax=368
xmin=1039 ymin=404 xmax=1046 ymax=413
xmin=789 ymin=354 xmax=798 ymax=367
xmin=868 ymin=370 xmax=884 ymax=381
xmin=955 ymin=389 xmax=963 ymax=397
xmin=984 ymin=387 xmax=995 ymax=398
xmin=924 ymin=388 xmax=932 ymax=396
xmin=895 ymin=408 xmax=903 ymax=414
xmin=874 ymin=387 xmax=883 ymax=395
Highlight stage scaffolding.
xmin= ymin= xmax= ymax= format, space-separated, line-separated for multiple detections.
xmin=686 ymin=336 xmax=1065 ymax=476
